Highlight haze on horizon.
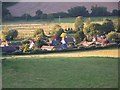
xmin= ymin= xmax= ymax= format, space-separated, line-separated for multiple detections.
xmin=7 ymin=2 xmax=118 ymax=16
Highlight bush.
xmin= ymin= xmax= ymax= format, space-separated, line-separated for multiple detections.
xmin=2 ymin=27 xmax=18 ymax=41
xmin=107 ymin=32 xmax=117 ymax=42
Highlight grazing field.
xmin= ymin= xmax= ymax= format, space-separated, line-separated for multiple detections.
xmin=2 ymin=57 xmax=118 ymax=88
xmin=1 ymin=16 xmax=117 ymax=38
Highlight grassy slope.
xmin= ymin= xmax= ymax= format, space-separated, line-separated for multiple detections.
xmin=2 ymin=57 xmax=118 ymax=88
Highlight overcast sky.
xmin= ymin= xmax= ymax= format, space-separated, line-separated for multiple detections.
xmin=7 ymin=2 xmax=118 ymax=16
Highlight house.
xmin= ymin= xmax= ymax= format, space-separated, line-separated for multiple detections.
xmin=9 ymin=42 xmax=22 ymax=50
xmin=2 ymin=45 xmax=17 ymax=53
xmin=41 ymin=45 xmax=63 ymax=51
xmin=79 ymin=41 xmax=94 ymax=47
xmin=61 ymin=36 xmax=75 ymax=48
xmin=0 ymin=41 xmax=9 ymax=47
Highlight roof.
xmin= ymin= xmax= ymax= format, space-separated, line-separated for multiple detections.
xmin=10 ymin=42 xmax=22 ymax=46
xmin=2 ymin=46 xmax=16 ymax=53
xmin=64 ymin=37 xmax=74 ymax=43
xmin=41 ymin=46 xmax=55 ymax=50
xmin=80 ymin=41 xmax=94 ymax=46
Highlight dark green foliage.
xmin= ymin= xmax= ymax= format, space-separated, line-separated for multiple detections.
xmin=21 ymin=13 xmax=32 ymax=21
xmin=34 ymin=9 xmax=43 ymax=19
xmin=112 ymin=9 xmax=118 ymax=16
xmin=101 ymin=19 xmax=115 ymax=34
xmin=41 ymin=14 xmax=47 ymax=19
xmin=2 ymin=29 xmax=18 ymax=41
xmin=74 ymin=30 xmax=85 ymax=44
xmin=7 ymin=29 xmax=18 ymax=40
xmin=47 ymin=14 xmax=54 ymax=21
xmin=91 ymin=5 xmax=111 ymax=16
xmin=68 ymin=6 xmax=89 ymax=17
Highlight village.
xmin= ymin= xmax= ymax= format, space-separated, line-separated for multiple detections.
xmin=0 ymin=28 xmax=117 ymax=55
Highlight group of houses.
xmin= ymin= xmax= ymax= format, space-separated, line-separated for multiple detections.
xmin=0 ymin=33 xmax=117 ymax=54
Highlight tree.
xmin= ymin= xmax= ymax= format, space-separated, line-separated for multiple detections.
xmin=91 ymin=5 xmax=110 ymax=17
xmin=74 ymin=30 xmax=85 ymax=44
xmin=52 ymin=24 xmax=62 ymax=34
xmin=34 ymin=28 xmax=46 ymax=37
xmin=83 ymin=23 xmax=103 ymax=36
xmin=101 ymin=19 xmax=115 ymax=34
xmin=68 ymin=6 xmax=89 ymax=17
xmin=41 ymin=14 xmax=47 ymax=19
xmin=74 ymin=16 xmax=84 ymax=32
xmin=107 ymin=31 xmax=117 ymax=42
xmin=85 ymin=18 xmax=92 ymax=26
xmin=47 ymin=14 xmax=54 ymax=21
xmin=112 ymin=9 xmax=118 ymax=16
xmin=35 ymin=9 xmax=43 ymax=19
xmin=21 ymin=13 xmax=32 ymax=21
xmin=7 ymin=29 xmax=18 ymax=40
xmin=55 ymin=28 xmax=64 ymax=40
xmin=2 ymin=27 xmax=18 ymax=41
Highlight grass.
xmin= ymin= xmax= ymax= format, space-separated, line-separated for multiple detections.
xmin=2 ymin=57 xmax=118 ymax=88
xmin=3 ymin=16 xmax=117 ymax=24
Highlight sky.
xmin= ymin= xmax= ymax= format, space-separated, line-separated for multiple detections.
xmin=7 ymin=2 xmax=118 ymax=16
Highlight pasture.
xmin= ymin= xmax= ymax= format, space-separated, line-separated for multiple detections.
xmin=2 ymin=57 xmax=118 ymax=88
xmin=1 ymin=16 xmax=117 ymax=38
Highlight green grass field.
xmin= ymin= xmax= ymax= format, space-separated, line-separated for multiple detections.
xmin=2 ymin=57 xmax=118 ymax=88
xmin=3 ymin=16 xmax=117 ymax=24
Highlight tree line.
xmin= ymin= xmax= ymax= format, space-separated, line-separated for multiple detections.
xmin=2 ymin=3 xmax=119 ymax=21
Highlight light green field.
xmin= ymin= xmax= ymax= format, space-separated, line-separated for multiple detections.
xmin=2 ymin=57 xmax=118 ymax=88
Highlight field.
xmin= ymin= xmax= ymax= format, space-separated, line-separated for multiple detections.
xmin=2 ymin=49 xmax=119 ymax=88
xmin=2 ymin=57 xmax=118 ymax=88
xmin=2 ymin=16 xmax=117 ymax=38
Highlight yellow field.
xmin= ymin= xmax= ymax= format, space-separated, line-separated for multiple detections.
xmin=5 ymin=49 xmax=120 ymax=58
xmin=2 ymin=23 xmax=74 ymax=38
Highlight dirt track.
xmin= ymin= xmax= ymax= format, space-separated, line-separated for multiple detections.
xmin=4 ymin=49 xmax=120 ymax=59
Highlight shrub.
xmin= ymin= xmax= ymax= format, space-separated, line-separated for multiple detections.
xmin=107 ymin=31 xmax=117 ymax=42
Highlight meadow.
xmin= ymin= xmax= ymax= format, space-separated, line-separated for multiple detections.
xmin=2 ymin=57 xmax=118 ymax=88
xmin=2 ymin=16 xmax=118 ymax=38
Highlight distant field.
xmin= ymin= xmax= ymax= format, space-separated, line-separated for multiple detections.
xmin=2 ymin=57 xmax=118 ymax=88
xmin=2 ymin=16 xmax=117 ymax=24
xmin=1 ymin=16 xmax=118 ymax=38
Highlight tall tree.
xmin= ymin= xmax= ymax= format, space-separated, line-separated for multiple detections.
xmin=68 ymin=6 xmax=89 ymax=17
xmin=91 ymin=5 xmax=111 ymax=17
xmin=74 ymin=16 xmax=84 ymax=32
xmin=35 ymin=9 xmax=43 ymax=19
